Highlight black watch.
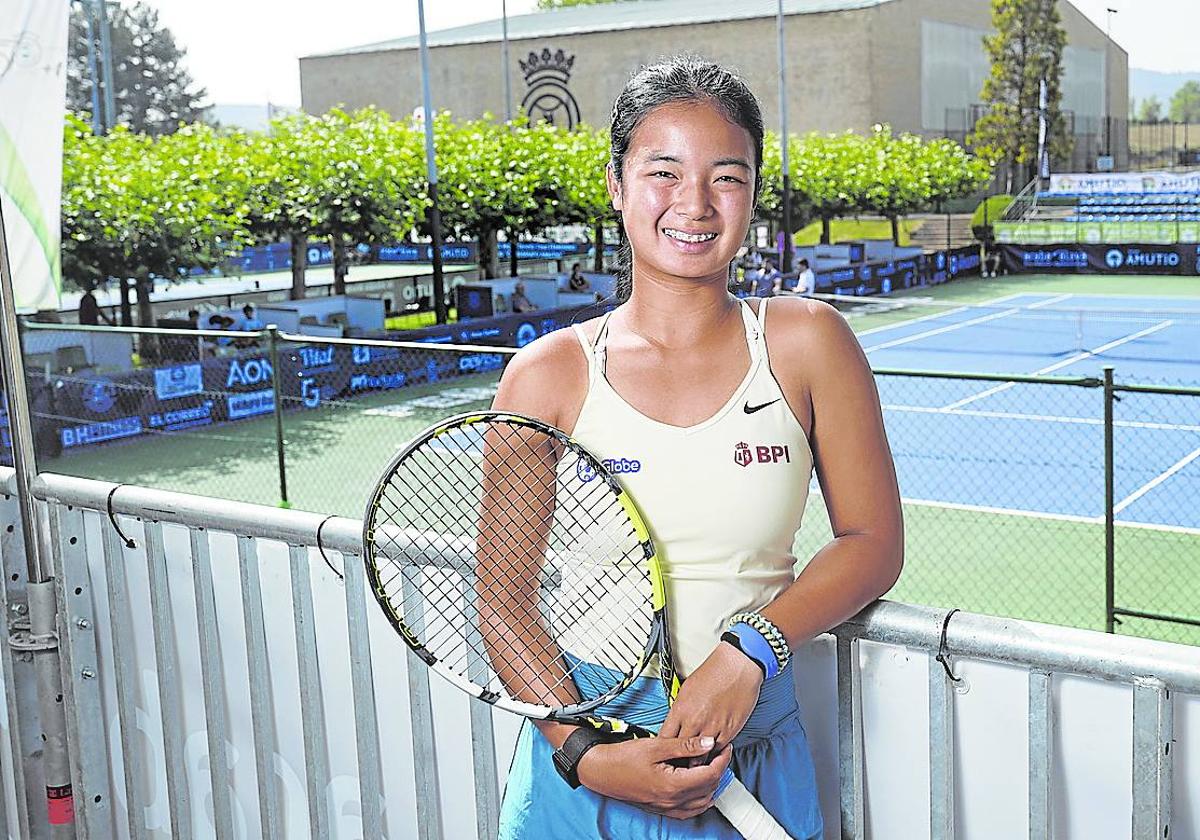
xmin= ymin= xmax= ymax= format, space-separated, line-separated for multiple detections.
xmin=552 ymin=727 xmax=608 ymax=789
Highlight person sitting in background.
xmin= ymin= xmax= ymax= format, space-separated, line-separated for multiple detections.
xmin=236 ymin=304 xmax=265 ymax=349
xmin=205 ymin=314 xmax=237 ymax=355
xmin=753 ymin=257 xmax=781 ymax=297
xmin=795 ymin=258 xmax=816 ymax=296
xmin=239 ymin=304 xmax=265 ymax=332
xmin=568 ymin=262 xmax=590 ymax=292
xmin=78 ymin=283 xmax=114 ymax=326
xmin=511 ymin=281 xmax=537 ymax=313
xmin=187 ymin=308 xmax=201 ymax=330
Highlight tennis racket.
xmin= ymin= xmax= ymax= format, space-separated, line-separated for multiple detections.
xmin=362 ymin=411 xmax=791 ymax=839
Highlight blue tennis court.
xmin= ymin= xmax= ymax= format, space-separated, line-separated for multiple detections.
xmin=852 ymin=292 xmax=1200 ymax=531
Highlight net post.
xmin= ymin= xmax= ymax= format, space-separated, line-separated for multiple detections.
xmin=1103 ymin=366 xmax=1115 ymax=635
xmin=267 ymin=325 xmax=289 ymax=507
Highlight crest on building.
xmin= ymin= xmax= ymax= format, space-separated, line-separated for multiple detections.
xmin=520 ymin=47 xmax=581 ymax=130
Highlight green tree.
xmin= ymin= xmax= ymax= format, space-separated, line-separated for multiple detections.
xmin=67 ymin=1 xmax=209 ymax=135
xmin=305 ymin=109 xmax=426 ymax=294
xmin=970 ymin=0 xmax=1071 ymax=192
xmin=1137 ymin=96 xmax=1164 ymax=123
xmin=242 ymin=110 xmax=424 ymax=298
xmin=1169 ymin=82 xmax=1200 ymax=123
xmin=790 ymin=131 xmax=871 ymax=245
xmin=60 ymin=117 xmax=251 ymax=335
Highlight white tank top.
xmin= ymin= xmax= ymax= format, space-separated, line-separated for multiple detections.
xmin=569 ymin=298 xmax=814 ymax=676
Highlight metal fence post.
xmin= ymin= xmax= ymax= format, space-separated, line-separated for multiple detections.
xmin=0 ymin=194 xmax=76 ymax=838
xmin=1104 ymin=366 xmax=1115 ymax=635
xmin=267 ymin=326 xmax=289 ymax=508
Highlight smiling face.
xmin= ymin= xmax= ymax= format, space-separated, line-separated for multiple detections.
xmin=607 ymin=100 xmax=757 ymax=286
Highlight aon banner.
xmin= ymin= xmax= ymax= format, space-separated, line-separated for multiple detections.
xmin=0 ymin=2 xmax=68 ymax=311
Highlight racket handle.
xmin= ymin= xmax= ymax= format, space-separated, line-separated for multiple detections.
xmin=714 ymin=776 xmax=794 ymax=840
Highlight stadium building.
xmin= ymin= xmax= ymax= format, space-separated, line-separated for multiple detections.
xmin=300 ymin=0 xmax=1129 ymax=173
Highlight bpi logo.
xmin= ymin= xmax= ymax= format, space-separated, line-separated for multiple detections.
xmin=734 ymin=441 xmax=792 ymax=467
xmin=1105 ymin=249 xmax=1124 ymax=269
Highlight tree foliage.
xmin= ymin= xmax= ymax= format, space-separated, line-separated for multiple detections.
xmin=67 ymin=1 xmax=209 ymax=135
xmin=1136 ymin=96 xmax=1165 ymax=123
xmin=970 ymin=0 xmax=1070 ymax=190
xmin=761 ymin=127 xmax=990 ymax=244
xmin=60 ymin=109 xmax=993 ymax=292
xmin=61 ymin=115 xmax=251 ymax=327
xmin=1169 ymin=82 xmax=1200 ymax=123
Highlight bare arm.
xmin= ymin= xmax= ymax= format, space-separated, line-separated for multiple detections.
xmin=762 ymin=299 xmax=903 ymax=645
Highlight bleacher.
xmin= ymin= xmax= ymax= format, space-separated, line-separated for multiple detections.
xmin=994 ymin=170 xmax=1200 ymax=246
xmin=1058 ymin=192 xmax=1200 ymax=224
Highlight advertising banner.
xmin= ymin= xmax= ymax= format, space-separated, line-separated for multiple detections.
xmin=1049 ymin=171 xmax=1200 ymax=196
xmin=0 ymin=2 xmax=68 ymax=310
xmin=999 ymin=243 xmax=1200 ymax=275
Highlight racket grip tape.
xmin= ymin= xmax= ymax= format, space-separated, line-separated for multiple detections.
xmin=714 ymin=776 xmax=794 ymax=840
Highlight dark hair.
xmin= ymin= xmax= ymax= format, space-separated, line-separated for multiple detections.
xmin=798 ymin=258 xmax=809 ymax=267
xmin=609 ymin=56 xmax=764 ymax=301
xmin=243 ymin=304 xmax=254 ymax=315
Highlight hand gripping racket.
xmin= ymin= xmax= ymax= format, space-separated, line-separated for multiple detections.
xmin=362 ymin=411 xmax=791 ymax=839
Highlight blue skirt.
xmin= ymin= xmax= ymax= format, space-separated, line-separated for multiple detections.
xmin=498 ymin=662 xmax=823 ymax=840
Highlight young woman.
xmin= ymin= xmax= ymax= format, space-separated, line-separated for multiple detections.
xmin=494 ymin=56 xmax=903 ymax=839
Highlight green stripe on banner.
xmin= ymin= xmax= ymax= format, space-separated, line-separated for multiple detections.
xmin=0 ymin=120 xmax=62 ymax=300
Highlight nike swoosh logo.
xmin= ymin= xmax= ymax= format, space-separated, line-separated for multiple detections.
xmin=743 ymin=399 xmax=780 ymax=414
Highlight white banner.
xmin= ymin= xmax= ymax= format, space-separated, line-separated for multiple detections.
xmin=1049 ymin=171 xmax=1200 ymax=196
xmin=0 ymin=1 xmax=68 ymax=311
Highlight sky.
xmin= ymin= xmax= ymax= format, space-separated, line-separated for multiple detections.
xmin=135 ymin=0 xmax=1198 ymax=108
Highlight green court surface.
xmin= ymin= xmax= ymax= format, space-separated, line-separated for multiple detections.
xmin=46 ymin=273 xmax=1200 ymax=647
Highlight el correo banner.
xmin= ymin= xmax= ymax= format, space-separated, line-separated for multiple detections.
xmin=0 ymin=1 xmax=68 ymax=311
xmin=1049 ymin=171 xmax=1200 ymax=196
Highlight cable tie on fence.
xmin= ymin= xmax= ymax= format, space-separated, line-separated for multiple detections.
xmin=935 ymin=608 xmax=962 ymax=683
xmin=315 ymin=515 xmax=344 ymax=582
xmin=106 ymin=485 xmax=137 ymax=549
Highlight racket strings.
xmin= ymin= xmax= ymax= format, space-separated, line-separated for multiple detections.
xmin=366 ymin=418 xmax=657 ymax=709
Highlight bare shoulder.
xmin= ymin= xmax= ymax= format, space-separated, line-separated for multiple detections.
xmin=763 ymin=295 xmax=864 ymax=371
xmin=491 ymin=318 xmax=595 ymax=428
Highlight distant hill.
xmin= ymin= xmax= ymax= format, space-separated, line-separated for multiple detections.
xmin=1131 ymin=69 xmax=1200 ymax=111
xmin=207 ymin=103 xmax=299 ymax=132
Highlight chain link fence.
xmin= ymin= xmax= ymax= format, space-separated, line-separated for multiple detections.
xmin=791 ymin=368 xmax=1200 ymax=648
xmin=12 ymin=324 xmax=1200 ymax=646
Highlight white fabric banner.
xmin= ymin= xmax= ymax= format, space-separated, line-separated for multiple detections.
xmin=0 ymin=1 xmax=68 ymax=311
xmin=1049 ymin=171 xmax=1200 ymax=196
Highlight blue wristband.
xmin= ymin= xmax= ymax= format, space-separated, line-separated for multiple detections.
xmin=727 ymin=622 xmax=780 ymax=680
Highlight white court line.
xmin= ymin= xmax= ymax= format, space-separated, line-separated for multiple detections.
xmin=1027 ymin=292 xmax=1076 ymax=309
xmin=900 ymin=496 xmax=1100 ymax=524
xmin=880 ymin=403 xmax=1200 ymax=434
xmin=1113 ymin=518 xmax=1200 ymax=537
xmin=853 ymin=291 xmax=1029 ymax=338
xmin=939 ymin=319 xmax=1175 ymax=410
xmin=806 ymin=489 xmax=1200 ymax=535
xmin=1113 ymin=445 xmax=1200 ymax=514
xmin=864 ymin=305 xmax=1023 ymax=353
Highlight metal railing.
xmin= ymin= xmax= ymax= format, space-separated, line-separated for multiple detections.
xmin=0 ymin=469 xmax=1195 ymax=837
xmin=14 ymin=323 xmax=1200 ymax=645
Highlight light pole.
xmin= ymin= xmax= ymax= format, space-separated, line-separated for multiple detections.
xmin=80 ymin=0 xmax=103 ymax=135
xmin=501 ymin=0 xmax=513 ymax=123
xmin=1104 ymin=7 xmax=1117 ymax=160
xmin=96 ymin=0 xmax=116 ymax=132
xmin=776 ymin=0 xmax=793 ymax=274
xmin=417 ymin=0 xmax=447 ymax=324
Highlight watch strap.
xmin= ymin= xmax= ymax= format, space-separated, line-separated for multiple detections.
xmin=552 ymin=726 xmax=608 ymax=789
xmin=721 ymin=630 xmax=769 ymax=680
